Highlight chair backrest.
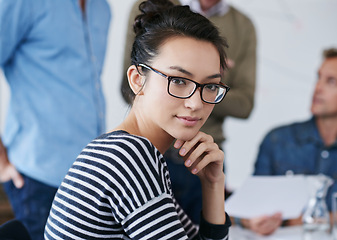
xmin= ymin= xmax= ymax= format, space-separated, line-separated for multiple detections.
xmin=0 ymin=219 xmax=31 ymax=240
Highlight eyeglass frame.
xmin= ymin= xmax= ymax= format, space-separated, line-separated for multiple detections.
xmin=138 ymin=63 xmax=230 ymax=104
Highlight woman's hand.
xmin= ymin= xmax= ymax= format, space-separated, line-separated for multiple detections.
xmin=174 ymin=131 xmax=226 ymax=224
xmin=174 ymin=131 xmax=224 ymax=184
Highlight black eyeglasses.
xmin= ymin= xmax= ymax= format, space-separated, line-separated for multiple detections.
xmin=139 ymin=64 xmax=230 ymax=104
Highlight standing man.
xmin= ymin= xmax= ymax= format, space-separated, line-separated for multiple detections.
xmin=0 ymin=0 xmax=111 ymax=239
xmin=121 ymin=0 xmax=256 ymax=224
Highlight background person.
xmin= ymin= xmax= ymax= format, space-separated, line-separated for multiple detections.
xmin=45 ymin=0 xmax=231 ymax=238
xmin=236 ymin=48 xmax=337 ymax=235
xmin=121 ymin=0 xmax=257 ymax=224
xmin=0 ymin=0 xmax=111 ymax=239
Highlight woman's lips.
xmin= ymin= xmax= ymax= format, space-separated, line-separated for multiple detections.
xmin=176 ymin=116 xmax=201 ymax=127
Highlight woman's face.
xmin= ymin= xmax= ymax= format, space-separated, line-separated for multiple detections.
xmin=138 ymin=36 xmax=221 ymax=141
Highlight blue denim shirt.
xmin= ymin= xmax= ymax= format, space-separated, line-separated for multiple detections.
xmin=253 ymin=117 xmax=337 ymax=211
xmin=0 ymin=0 xmax=111 ymax=187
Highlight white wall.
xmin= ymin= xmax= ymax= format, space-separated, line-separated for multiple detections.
xmin=1 ymin=0 xmax=337 ymax=190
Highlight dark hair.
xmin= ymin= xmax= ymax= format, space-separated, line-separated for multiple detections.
xmin=124 ymin=0 xmax=228 ymax=102
xmin=323 ymin=48 xmax=337 ymax=59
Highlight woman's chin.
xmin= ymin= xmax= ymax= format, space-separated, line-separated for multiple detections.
xmin=172 ymin=130 xmax=199 ymax=142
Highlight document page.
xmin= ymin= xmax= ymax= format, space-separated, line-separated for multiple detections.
xmin=225 ymin=175 xmax=310 ymax=219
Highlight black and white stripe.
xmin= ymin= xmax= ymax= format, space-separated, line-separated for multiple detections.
xmin=45 ymin=131 xmax=229 ymax=239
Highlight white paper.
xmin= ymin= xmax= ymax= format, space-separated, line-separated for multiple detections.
xmin=225 ymin=175 xmax=310 ymax=220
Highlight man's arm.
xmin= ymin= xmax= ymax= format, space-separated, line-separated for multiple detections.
xmin=253 ymin=131 xmax=275 ymax=176
xmin=0 ymin=0 xmax=34 ymax=66
xmin=212 ymin=17 xmax=257 ymax=119
xmin=0 ymin=0 xmax=30 ymax=188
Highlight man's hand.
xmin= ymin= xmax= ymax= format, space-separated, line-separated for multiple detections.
xmin=242 ymin=212 xmax=283 ymax=235
xmin=0 ymin=138 xmax=24 ymax=188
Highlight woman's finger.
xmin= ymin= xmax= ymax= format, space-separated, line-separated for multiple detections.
xmin=177 ymin=132 xmax=213 ymax=157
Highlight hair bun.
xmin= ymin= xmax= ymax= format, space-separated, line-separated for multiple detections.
xmin=134 ymin=0 xmax=174 ymax=35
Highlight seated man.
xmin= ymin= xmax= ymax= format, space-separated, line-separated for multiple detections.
xmin=235 ymin=47 xmax=337 ymax=235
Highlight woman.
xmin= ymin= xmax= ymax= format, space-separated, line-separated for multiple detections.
xmin=45 ymin=0 xmax=231 ymax=239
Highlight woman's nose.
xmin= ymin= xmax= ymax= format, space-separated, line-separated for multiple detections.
xmin=184 ymin=88 xmax=203 ymax=110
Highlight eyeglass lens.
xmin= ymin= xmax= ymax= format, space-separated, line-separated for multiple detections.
xmin=168 ymin=77 xmax=226 ymax=103
xmin=138 ymin=63 xmax=228 ymax=104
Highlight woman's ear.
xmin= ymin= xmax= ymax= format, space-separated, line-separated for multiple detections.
xmin=127 ymin=65 xmax=145 ymax=95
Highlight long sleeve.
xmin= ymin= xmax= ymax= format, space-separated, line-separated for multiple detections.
xmin=200 ymin=7 xmax=257 ymax=146
xmin=210 ymin=7 xmax=257 ymax=120
xmin=45 ymin=132 xmax=230 ymax=239
xmin=0 ymin=0 xmax=35 ymax=66
xmin=253 ymin=132 xmax=275 ymax=175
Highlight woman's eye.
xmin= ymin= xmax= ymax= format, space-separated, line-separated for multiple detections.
xmin=204 ymin=84 xmax=218 ymax=92
xmin=171 ymin=78 xmax=187 ymax=85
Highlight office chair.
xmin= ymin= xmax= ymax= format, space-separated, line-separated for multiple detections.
xmin=0 ymin=219 xmax=31 ymax=240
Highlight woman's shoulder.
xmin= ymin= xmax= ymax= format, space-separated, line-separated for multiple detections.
xmin=91 ymin=130 xmax=156 ymax=156
xmin=73 ymin=130 xmax=171 ymax=202
xmin=94 ymin=130 xmax=150 ymax=144
xmin=78 ymin=130 xmax=162 ymax=171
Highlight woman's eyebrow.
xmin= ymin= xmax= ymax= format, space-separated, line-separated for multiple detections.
xmin=207 ymin=73 xmax=222 ymax=79
xmin=169 ymin=66 xmax=193 ymax=76
xmin=169 ymin=66 xmax=221 ymax=79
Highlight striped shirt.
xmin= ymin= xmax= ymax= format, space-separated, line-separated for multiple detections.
xmin=45 ymin=131 xmax=230 ymax=239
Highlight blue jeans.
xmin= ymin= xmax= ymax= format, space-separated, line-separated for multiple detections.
xmin=3 ymin=173 xmax=58 ymax=240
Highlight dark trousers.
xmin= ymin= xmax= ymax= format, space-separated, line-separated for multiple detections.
xmin=3 ymin=173 xmax=58 ymax=240
xmin=165 ymin=148 xmax=203 ymax=224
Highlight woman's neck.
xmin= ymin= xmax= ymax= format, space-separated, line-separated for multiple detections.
xmin=115 ymin=109 xmax=174 ymax=154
